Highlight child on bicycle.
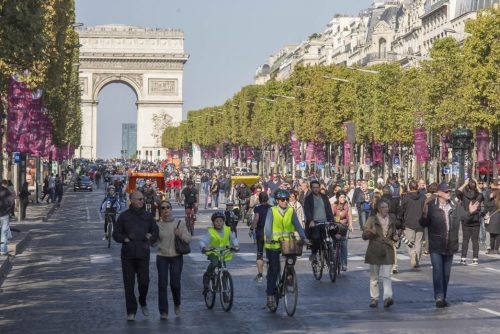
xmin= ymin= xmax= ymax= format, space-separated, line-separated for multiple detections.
xmin=200 ymin=211 xmax=239 ymax=294
xmin=100 ymin=185 xmax=122 ymax=240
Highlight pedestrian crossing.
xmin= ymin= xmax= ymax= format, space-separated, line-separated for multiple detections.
xmin=35 ymin=252 xmax=411 ymax=265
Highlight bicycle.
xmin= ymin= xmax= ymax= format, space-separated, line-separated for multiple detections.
xmin=268 ymin=236 xmax=303 ymax=316
xmin=103 ymin=205 xmax=117 ymax=249
xmin=311 ymin=222 xmax=334 ymax=282
xmin=203 ymin=246 xmax=237 ymax=312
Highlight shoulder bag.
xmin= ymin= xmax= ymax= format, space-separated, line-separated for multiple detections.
xmin=174 ymin=220 xmax=191 ymax=255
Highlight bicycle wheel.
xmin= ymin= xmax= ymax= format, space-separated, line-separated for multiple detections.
xmin=107 ymin=217 xmax=113 ymax=248
xmin=283 ymin=266 xmax=298 ymax=317
xmin=311 ymin=248 xmax=323 ymax=280
xmin=336 ymin=244 xmax=342 ymax=276
xmin=219 ymin=271 xmax=234 ymax=312
xmin=204 ymin=275 xmax=216 ymax=309
xmin=328 ymin=245 xmax=336 ymax=282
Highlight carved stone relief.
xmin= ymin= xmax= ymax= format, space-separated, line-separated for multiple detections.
xmin=79 ymin=77 xmax=88 ymax=95
xmin=148 ymin=79 xmax=178 ymax=96
xmin=151 ymin=111 xmax=173 ymax=146
xmin=80 ymin=59 xmax=184 ymax=70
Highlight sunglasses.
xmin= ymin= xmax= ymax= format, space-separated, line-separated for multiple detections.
xmin=161 ymin=206 xmax=172 ymax=210
xmin=277 ymin=198 xmax=288 ymax=202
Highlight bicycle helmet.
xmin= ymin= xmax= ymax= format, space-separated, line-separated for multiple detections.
xmin=226 ymin=201 xmax=234 ymax=206
xmin=211 ymin=211 xmax=226 ymax=222
xmin=274 ymin=189 xmax=290 ymax=200
xmin=107 ymin=185 xmax=116 ymax=191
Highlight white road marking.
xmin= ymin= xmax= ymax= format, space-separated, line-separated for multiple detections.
xmin=485 ymin=267 xmax=500 ymax=273
xmin=391 ymin=277 xmax=402 ymax=282
xmin=349 ymin=256 xmax=365 ymax=261
xmin=40 ymin=255 xmax=62 ymax=264
xmin=90 ymin=254 xmax=112 ymax=264
xmin=478 ymin=308 xmax=500 ymax=317
xmin=86 ymin=207 xmax=90 ymax=224
xmin=396 ymin=254 xmax=410 ymax=260
xmin=187 ymin=253 xmax=207 ymax=262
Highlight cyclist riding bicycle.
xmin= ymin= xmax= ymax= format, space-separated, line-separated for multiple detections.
xmin=181 ymin=180 xmax=199 ymax=213
xmin=264 ymin=189 xmax=307 ymax=310
xmin=200 ymin=211 xmax=239 ymax=294
xmin=100 ymin=185 xmax=122 ymax=240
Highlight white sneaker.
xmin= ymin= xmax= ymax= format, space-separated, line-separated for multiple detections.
xmin=471 ymin=258 xmax=479 ymax=266
xmin=460 ymin=258 xmax=467 ymax=265
xmin=102 ymin=235 xmax=108 ymax=241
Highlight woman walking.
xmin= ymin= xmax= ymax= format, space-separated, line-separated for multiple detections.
xmin=331 ymin=190 xmax=354 ymax=271
xmin=485 ymin=190 xmax=500 ymax=254
xmin=19 ymin=182 xmax=31 ymax=220
xmin=156 ymin=200 xmax=191 ymax=319
xmin=288 ymin=190 xmax=305 ymax=228
xmin=362 ymin=198 xmax=399 ymax=308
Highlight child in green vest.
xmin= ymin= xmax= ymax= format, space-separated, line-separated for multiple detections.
xmin=200 ymin=211 xmax=239 ymax=293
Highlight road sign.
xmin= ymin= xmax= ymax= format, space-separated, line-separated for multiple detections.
xmin=316 ymin=162 xmax=324 ymax=170
xmin=443 ymin=166 xmax=451 ymax=175
xmin=13 ymin=152 xmax=21 ymax=164
xmin=299 ymin=161 xmax=306 ymax=171
xmin=393 ymin=156 xmax=400 ymax=166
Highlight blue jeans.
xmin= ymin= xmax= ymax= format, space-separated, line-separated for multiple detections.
xmin=156 ymin=255 xmax=183 ymax=315
xmin=266 ymin=249 xmax=281 ymax=296
xmin=357 ymin=209 xmax=370 ymax=230
xmin=333 ymin=236 xmax=348 ymax=267
xmin=0 ymin=214 xmax=10 ymax=254
xmin=211 ymin=193 xmax=219 ymax=208
xmin=430 ymin=252 xmax=453 ymax=301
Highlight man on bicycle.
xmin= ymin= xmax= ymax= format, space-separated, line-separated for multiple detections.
xmin=181 ymin=180 xmax=199 ymax=214
xmin=304 ymin=180 xmax=335 ymax=262
xmin=100 ymin=185 xmax=122 ymax=240
xmin=200 ymin=211 xmax=239 ymax=294
xmin=264 ymin=189 xmax=306 ymax=310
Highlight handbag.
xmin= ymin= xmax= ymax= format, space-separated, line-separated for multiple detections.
xmin=174 ymin=220 xmax=191 ymax=255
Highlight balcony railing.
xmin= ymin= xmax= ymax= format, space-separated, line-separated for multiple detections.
xmin=359 ymin=52 xmax=397 ymax=66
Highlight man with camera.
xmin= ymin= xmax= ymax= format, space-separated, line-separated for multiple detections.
xmin=399 ymin=180 xmax=426 ymax=268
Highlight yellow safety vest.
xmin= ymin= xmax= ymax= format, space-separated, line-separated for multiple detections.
xmin=265 ymin=206 xmax=295 ymax=250
xmin=207 ymin=226 xmax=233 ymax=261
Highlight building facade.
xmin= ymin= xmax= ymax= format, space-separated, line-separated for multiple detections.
xmin=255 ymin=0 xmax=498 ymax=84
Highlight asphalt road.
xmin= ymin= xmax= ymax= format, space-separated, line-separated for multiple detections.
xmin=0 ymin=187 xmax=499 ymax=333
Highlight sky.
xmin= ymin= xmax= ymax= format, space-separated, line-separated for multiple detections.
xmin=76 ymin=0 xmax=373 ymax=158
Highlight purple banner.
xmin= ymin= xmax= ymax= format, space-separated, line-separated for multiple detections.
xmin=314 ymin=141 xmax=325 ymax=164
xmin=372 ymin=141 xmax=383 ymax=164
xmin=476 ymin=128 xmax=490 ymax=163
xmin=344 ymin=139 xmax=351 ymax=165
xmin=290 ymin=131 xmax=301 ymax=164
xmin=305 ymin=142 xmax=314 ymax=163
xmin=215 ymin=145 xmax=222 ymax=159
xmin=232 ymin=145 xmax=239 ymax=160
xmin=244 ymin=145 xmax=253 ymax=160
xmin=414 ymin=128 xmax=429 ymax=163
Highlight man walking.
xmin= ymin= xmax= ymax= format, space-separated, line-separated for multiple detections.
xmin=399 ymin=180 xmax=426 ymax=268
xmin=353 ymin=180 xmax=373 ymax=231
xmin=420 ymin=183 xmax=479 ymax=308
xmin=0 ymin=180 xmax=14 ymax=256
xmin=113 ymin=191 xmax=159 ymax=321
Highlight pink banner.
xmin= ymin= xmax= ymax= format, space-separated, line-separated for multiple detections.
xmin=440 ymin=134 xmax=449 ymax=161
xmin=344 ymin=139 xmax=351 ymax=165
xmin=314 ymin=141 xmax=325 ymax=164
xmin=372 ymin=141 xmax=383 ymax=164
xmin=215 ymin=145 xmax=222 ymax=159
xmin=232 ymin=145 xmax=239 ymax=160
xmin=290 ymin=131 xmax=301 ymax=164
xmin=476 ymin=128 xmax=490 ymax=163
xmin=244 ymin=145 xmax=254 ymax=160
xmin=305 ymin=142 xmax=314 ymax=163
xmin=413 ymin=128 xmax=429 ymax=163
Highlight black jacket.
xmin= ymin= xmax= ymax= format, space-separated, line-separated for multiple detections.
xmin=456 ymin=187 xmax=483 ymax=224
xmin=304 ymin=192 xmax=334 ymax=228
xmin=420 ymin=198 xmax=473 ymax=255
xmin=0 ymin=186 xmax=14 ymax=217
xmin=399 ymin=191 xmax=425 ymax=230
xmin=113 ymin=207 xmax=159 ymax=259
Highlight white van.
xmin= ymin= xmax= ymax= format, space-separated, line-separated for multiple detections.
xmin=234 ymin=167 xmax=250 ymax=175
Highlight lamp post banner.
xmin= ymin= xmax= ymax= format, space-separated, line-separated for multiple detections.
xmin=440 ymin=134 xmax=449 ymax=161
xmin=305 ymin=142 xmax=314 ymax=163
xmin=414 ymin=128 xmax=429 ymax=163
xmin=344 ymin=139 xmax=351 ymax=166
xmin=244 ymin=145 xmax=254 ymax=161
xmin=232 ymin=145 xmax=239 ymax=160
xmin=476 ymin=128 xmax=490 ymax=163
xmin=372 ymin=141 xmax=383 ymax=164
xmin=290 ymin=131 xmax=301 ymax=164
xmin=314 ymin=141 xmax=325 ymax=164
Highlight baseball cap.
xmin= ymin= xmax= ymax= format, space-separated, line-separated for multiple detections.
xmin=438 ymin=182 xmax=450 ymax=192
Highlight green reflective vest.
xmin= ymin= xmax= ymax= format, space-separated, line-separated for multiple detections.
xmin=368 ymin=179 xmax=375 ymax=190
xmin=265 ymin=206 xmax=295 ymax=250
xmin=207 ymin=226 xmax=233 ymax=261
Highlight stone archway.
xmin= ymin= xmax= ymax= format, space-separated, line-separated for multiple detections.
xmin=77 ymin=24 xmax=189 ymax=160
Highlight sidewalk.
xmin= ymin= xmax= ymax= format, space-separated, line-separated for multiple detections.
xmin=0 ymin=200 xmax=57 ymax=285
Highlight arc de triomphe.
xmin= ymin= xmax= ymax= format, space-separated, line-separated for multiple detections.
xmin=77 ymin=24 xmax=189 ymax=160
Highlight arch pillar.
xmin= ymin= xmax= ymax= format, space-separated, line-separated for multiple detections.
xmin=80 ymin=100 xmax=98 ymax=160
